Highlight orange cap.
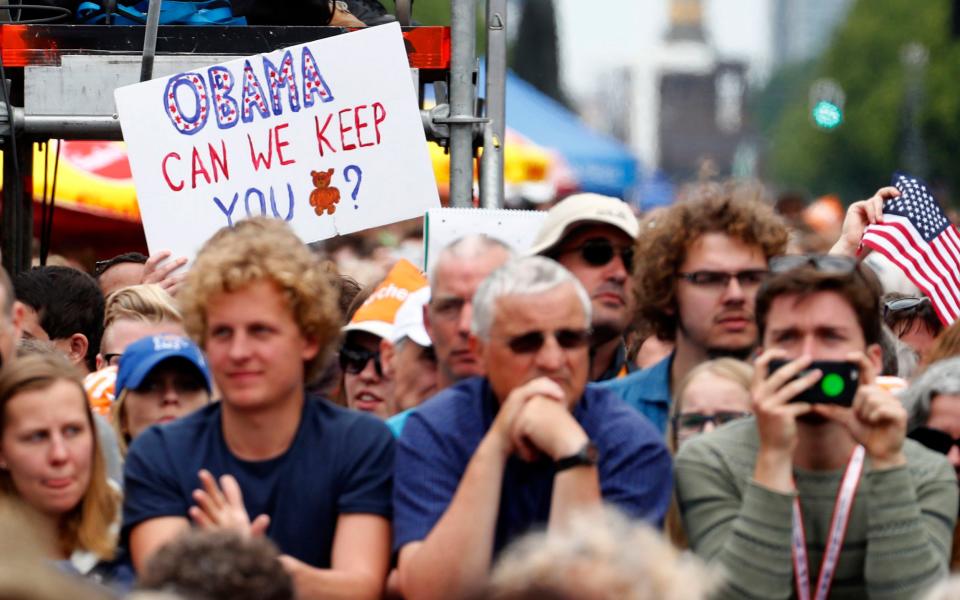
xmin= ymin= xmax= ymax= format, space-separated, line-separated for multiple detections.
xmin=342 ymin=259 xmax=428 ymax=340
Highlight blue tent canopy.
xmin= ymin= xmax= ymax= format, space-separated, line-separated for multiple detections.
xmin=502 ymin=73 xmax=638 ymax=198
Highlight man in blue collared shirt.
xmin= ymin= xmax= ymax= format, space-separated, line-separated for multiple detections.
xmin=393 ymin=257 xmax=670 ymax=600
xmin=600 ymin=190 xmax=789 ymax=433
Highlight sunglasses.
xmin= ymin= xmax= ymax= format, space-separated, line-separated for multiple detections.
xmin=558 ymin=238 xmax=634 ymax=272
xmin=769 ymin=254 xmax=857 ymax=275
xmin=504 ymin=328 xmax=591 ymax=354
xmin=678 ymin=269 xmax=769 ymax=288
xmin=908 ymin=426 xmax=960 ymax=455
xmin=339 ymin=346 xmax=383 ymax=377
xmin=93 ymin=259 xmax=113 ymax=277
xmin=883 ymin=296 xmax=930 ymax=318
xmin=673 ymin=411 xmax=751 ymax=432
xmin=103 ymin=352 xmax=123 ymax=367
xmin=137 ymin=374 xmax=208 ymax=395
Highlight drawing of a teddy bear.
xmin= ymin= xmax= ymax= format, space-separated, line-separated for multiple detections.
xmin=309 ymin=168 xmax=341 ymax=216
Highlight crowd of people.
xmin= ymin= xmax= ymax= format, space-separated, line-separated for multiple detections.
xmin=1 ymin=182 xmax=960 ymax=599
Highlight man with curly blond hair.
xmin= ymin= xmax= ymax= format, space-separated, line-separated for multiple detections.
xmin=601 ymin=185 xmax=789 ymax=433
xmin=122 ymin=218 xmax=394 ymax=600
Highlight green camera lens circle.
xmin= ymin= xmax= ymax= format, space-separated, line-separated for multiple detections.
xmin=821 ymin=373 xmax=845 ymax=397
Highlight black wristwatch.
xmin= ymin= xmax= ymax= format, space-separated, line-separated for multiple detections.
xmin=554 ymin=441 xmax=598 ymax=472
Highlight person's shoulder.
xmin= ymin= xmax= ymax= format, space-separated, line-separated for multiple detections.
xmin=903 ymin=438 xmax=956 ymax=482
xmin=598 ymin=355 xmax=671 ymax=399
xmin=304 ymin=396 xmax=392 ymax=439
xmin=581 ymin=384 xmax=661 ymax=437
xmin=385 ymin=408 xmax=413 ymax=438
xmin=407 ymin=377 xmax=487 ymax=424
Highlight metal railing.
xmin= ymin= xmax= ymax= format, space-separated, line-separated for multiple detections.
xmin=0 ymin=0 xmax=507 ymax=275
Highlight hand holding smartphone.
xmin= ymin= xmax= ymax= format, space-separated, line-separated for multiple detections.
xmin=767 ymin=359 xmax=860 ymax=407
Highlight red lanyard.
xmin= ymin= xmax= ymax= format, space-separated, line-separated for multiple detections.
xmin=791 ymin=445 xmax=866 ymax=600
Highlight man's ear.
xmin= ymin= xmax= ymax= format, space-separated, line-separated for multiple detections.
xmin=65 ymin=333 xmax=89 ymax=368
xmin=866 ymin=343 xmax=883 ymax=375
xmin=300 ymin=336 xmax=321 ymax=362
xmin=422 ymin=305 xmax=434 ymax=342
xmin=380 ymin=338 xmax=397 ymax=378
xmin=9 ymin=301 xmax=24 ymax=340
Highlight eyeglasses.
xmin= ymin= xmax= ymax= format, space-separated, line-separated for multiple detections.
xmin=339 ymin=346 xmax=383 ymax=377
xmin=103 ymin=353 xmax=123 ymax=367
xmin=673 ymin=411 xmax=751 ymax=433
xmin=908 ymin=426 xmax=960 ymax=455
xmin=137 ymin=375 xmax=207 ymax=396
xmin=769 ymin=254 xmax=857 ymax=275
xmin=883 ymin=296 xmax=930 ymax=319
xmin=678 ymin=270 xmax=769 ymax=288
xmin=558 ymin=238 xmax=634 ymax=272
xmin=504 ymin=328 xmax=591 ymax=354
xmin=93 ymin=259 xmax=113 ymax=277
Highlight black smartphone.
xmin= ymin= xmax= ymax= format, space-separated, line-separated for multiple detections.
xmin=767 ymin=359 xmax=859 ymax=407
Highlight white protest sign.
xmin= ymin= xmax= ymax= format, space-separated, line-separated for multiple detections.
xmin=115 ymin=23 xmax=440 ymax=261
xmin=423 ymin=207 xmax=548 ymax=272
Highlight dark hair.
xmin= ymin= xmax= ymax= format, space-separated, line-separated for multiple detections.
xmin=93 ymin=252 xmax=148 ymax=279
xmin=14 ymin=266 xmax=105 ymax=371
xmin=139 ymin=530 xmax=294 ymax=600
xmin=335 ymin=274 xmax=363 ymax=322
xmin=755 ymin=262 xmax=883 ymax=347
xmin=634 ymin=183 xmax=789 ymax=341
xmin=882 ymin=293 xmax=943 ymax=339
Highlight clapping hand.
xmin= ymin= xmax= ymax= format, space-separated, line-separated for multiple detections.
xmin=189 ymin=469 xmax=271 ymax=536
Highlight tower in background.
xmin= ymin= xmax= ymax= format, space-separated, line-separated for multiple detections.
xmin=655 ymin=0 xmax=748 ymax=180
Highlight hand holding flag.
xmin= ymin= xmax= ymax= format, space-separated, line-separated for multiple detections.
xmin=861 ymin=174 xmax=960 ymax=326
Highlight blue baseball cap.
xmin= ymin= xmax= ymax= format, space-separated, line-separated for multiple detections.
xmin=116 ymin=334 xmax=212 ymax=396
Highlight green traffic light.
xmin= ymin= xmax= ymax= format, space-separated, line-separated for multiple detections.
xmin=812 ymin=100 xmax=843 ymax=129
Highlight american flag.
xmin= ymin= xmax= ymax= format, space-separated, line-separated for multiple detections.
xmin=862 ymin=173 xmax=960 ymax=326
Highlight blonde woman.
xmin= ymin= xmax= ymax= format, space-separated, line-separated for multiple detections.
xmin=97 ymin=284 xmax=184 ymax=370
xmin=0 ymin=353 xmax=121 ymax=583
xmin=666 ymin=358 xmax=753 ymax=548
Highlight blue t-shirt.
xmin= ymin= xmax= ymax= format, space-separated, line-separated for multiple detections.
xmin=393 ymin=377 xmax=672 ymax=555
xmin=123 ymin=397 xmax=394 ymax=568
xmin=599 ymin=353 xmax=673 ymax=433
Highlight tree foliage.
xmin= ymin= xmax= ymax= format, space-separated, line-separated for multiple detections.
xmin=763 ymin=0 xmax=959 ymax=205
xmin=381 ymin=0 xmax=450 ymax=25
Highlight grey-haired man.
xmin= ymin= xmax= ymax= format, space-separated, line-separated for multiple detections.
xmin=392 ymin=256 xmax=670 ymax=600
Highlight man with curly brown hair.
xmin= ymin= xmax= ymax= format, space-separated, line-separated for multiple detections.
xmin=601 ymin=186 xmax=789 ymax=433
xmin=122 ymin=218 xmax=394 ymax=600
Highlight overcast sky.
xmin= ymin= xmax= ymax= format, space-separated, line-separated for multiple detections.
xmin=555 ymin=0 xmax=772 ymax=98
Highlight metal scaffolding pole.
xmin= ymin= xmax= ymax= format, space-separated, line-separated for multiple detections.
xmin=479 ymin=0 xmax=506 ymax=209
xmin=448 ymin=0 xmax=477 ymax=207
xmin=140 ymin=0 xmax=163 ymax=82
xmin=1 ymin=136 xmax=34 ymax=277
